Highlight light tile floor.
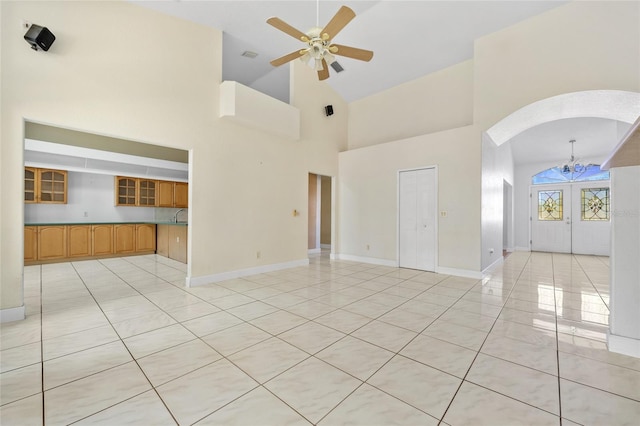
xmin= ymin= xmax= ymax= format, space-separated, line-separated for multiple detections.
xmin=2 ymin=252 xmax=640 ymax=425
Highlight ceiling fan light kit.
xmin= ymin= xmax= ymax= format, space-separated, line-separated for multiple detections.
xmin=267 ymin=5 xmax=373 ymax=81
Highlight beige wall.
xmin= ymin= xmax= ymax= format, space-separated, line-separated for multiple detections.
xmin=348 ymin=60 xmax=474 ymax=149
xmin=339 ymin=0 xmax=640 ymax=274
xmin=473 ymin=1 xmax=640 ymax=130
xmin=338 ymin=126 xmax=481 ymax=272
xmin=1 ymin=1 xmax=347 ymax=312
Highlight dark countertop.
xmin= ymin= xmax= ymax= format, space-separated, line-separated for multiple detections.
xmin=25 ymin=221 xmax=188 ymax=226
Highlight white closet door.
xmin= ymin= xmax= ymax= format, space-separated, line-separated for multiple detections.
xmin=399 ymin=168 xmax=436 ymax=271
xmin=399 ymin=171 xmax=418 ymax=269
xmin=416 ymin=168 xmax=436 ymax=271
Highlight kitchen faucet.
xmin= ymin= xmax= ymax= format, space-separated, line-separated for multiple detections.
xmin=173 ymin=208 xmax=187 ymax=223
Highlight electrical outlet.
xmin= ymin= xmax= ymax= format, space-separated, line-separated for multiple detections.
xmin=21 ymin=20 xmax=30 ymax=30
xmin=83 ymin=211 xmax=89 ymax=217
xmin=440 ymin=211 xmax=447 ymax=217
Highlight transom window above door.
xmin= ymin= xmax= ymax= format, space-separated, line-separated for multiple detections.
xmin=532 ymin=165 xmax=610 ymax=185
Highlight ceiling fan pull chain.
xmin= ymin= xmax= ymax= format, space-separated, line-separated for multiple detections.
xmin=316 ymin=0 xmax=320 ymax=28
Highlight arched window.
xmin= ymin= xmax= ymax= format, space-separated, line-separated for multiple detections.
xmin=532 ymin=165 xmax=610 ymax=185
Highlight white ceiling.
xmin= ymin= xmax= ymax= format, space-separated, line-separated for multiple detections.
xmin=508 ymin=118 xmax=630 ymax=166
xmin=131 ymin=1 xmax=566 ymax=103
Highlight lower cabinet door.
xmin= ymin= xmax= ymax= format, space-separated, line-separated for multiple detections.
xmin=135 ymin=224 xmax=156 ymax=252
xmin=68 ymin=225 xmax=92 ymax=258
xmin=114 ymin=224 xmax=136 ymax=254
xmin=38 ymin=226 xmax=67 ymax=260
xmin=92 ymin=225 xmax=114 ymax=256
xmin=156 ymin=225 xmax=169 ymax=257
xmin=24 ymin=227 xmax=38 ymax=262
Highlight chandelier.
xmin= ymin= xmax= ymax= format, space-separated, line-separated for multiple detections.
xmin=560 ymin=139 xmax=592 ymax=179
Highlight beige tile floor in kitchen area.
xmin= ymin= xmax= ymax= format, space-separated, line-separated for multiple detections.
xmin=1 ymin=251 xmax=640 ymax=425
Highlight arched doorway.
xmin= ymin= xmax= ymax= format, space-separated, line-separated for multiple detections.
xmin=481 ymin=90 xmax=639 ymax=269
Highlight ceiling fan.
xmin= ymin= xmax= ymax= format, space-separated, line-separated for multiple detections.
xmin=267 ymin=5 xmax=373 ymax=81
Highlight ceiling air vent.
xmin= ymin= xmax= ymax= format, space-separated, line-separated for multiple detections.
xmin=241 ymin=51 xmax=258 ymax=59
xmin=330 ymin=61 xmax=344 ymax=73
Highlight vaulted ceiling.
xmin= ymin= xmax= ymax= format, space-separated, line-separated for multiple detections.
xmin=132 ymin=1 xmax=566 ymax=103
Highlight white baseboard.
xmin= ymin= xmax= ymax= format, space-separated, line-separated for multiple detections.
xmin=307 ymin=248 xmax=322 ymax=255
xmin=320 ymin=244 xmax=332 ymax=249
xmin=0 ymin=305 xmax=26 ymax=323
xmin=608 ymin=332 xmax=640 ymax=358
xmin=187 ymin=258 xmax=310 ymax=287
xmin=334 ymin=254 xmax=398 ymax=267
xmin=436 ymin=266 xmax=483 ymax=280
xmin=481 ymin=256 xmax=504 ymax=276
xmin=515 ymin=246 xmax=531 ymax=252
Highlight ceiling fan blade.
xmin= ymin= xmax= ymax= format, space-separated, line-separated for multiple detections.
xmin=267 ymin=17 xmax=309 ymax=42
xmin=320 ymin=5 xmax=356 ymax=41
xmin=317 ymin=58 xmax=330 ymax=81
xmin=331 ymin=44 xmax=374 ymax=62
xmin=270 ymin=50 xmax=304 ymax=67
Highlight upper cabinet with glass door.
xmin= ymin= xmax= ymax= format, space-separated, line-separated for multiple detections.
xmin=25 ymin=167 xmax=67 ymax=204
xmin=138 ymin=179 xmax=158 ymax=206
xmin=115 ymin=177 xmax=137 ymax=206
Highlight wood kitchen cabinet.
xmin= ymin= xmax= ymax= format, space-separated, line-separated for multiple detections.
xmin=138 ymin=180 xmax=158 ymax=206
xmin=24 ymin=226 xmax=38 ymax=262
xmin=135 ymin=224 xmax=156 ymax=252
xmin=158 ymin=180 xmax=188 ymax=208
xmin=174 ymin=182 xmax=188 ymax=208
xmin=67 ymin=225 xmax=92 ymax=258
xmin=157 ymin=224 xmax=187 ymax=263
xmin=38 ymin=226 xmax=67 ymax=260
xmin=156 ymin=224 xmax=170 ymax=257
xmin=114 ymin=224 xmax=136 ymax=254
xmin=169 ymin=226 xmax=187 ymax=263
xmin=39 ymin=169 xmax=67 ymax=204
xmin=24 ymin=167 xmax=67 ymax=204
xmin=24 ymin=168 xmax=37 ymax=203
xmin=115 ymin=177 xmax=137 ymax=206
xmin=92 ymin=225 xmax=114 ymax=256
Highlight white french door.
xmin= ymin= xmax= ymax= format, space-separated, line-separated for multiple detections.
xmin=531 ymin=183 xmax=610 ymax=255
xmin=399 ymin=168 xmax=436 ymax=271
xmin=531 ymin=185 xmax=572 ymax=253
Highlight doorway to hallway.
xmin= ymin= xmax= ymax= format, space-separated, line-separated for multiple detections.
xmin=308 ymin=173 xmax=332 ymax=254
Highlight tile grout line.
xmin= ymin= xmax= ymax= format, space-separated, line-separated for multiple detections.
xmin=67 ymin=260 xmax=181 ymax=426
xmin=551 ymin=253 xmax=564 ymax=425
xmin=39 ymin=264 xmax=45 ymax=425
xmin=437 ymin=251 xmax=533 ymax=425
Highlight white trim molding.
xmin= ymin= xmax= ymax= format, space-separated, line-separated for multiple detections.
xmin=187 ymin=258 xmax=309 ymax=287
xmin=481 ymin=256 xmax=504 ymax=276
xmin=307 ymin=248 xmax=322 ymax=255
xmin=334 ymin=254 xmax=398 ymax=267
xmin=608 ymin=332 xmax=640 ymax=358
xmin=0 ymin=306 xmax=26 ymax=323
xmin=436 ymin=266 xmax=483 ymax=280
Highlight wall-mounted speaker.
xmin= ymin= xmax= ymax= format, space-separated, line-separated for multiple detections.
xmin=325 ymin=105 xmax=334 ymax=116
xmin=24 ymin=24 xmax=56 ymax=51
